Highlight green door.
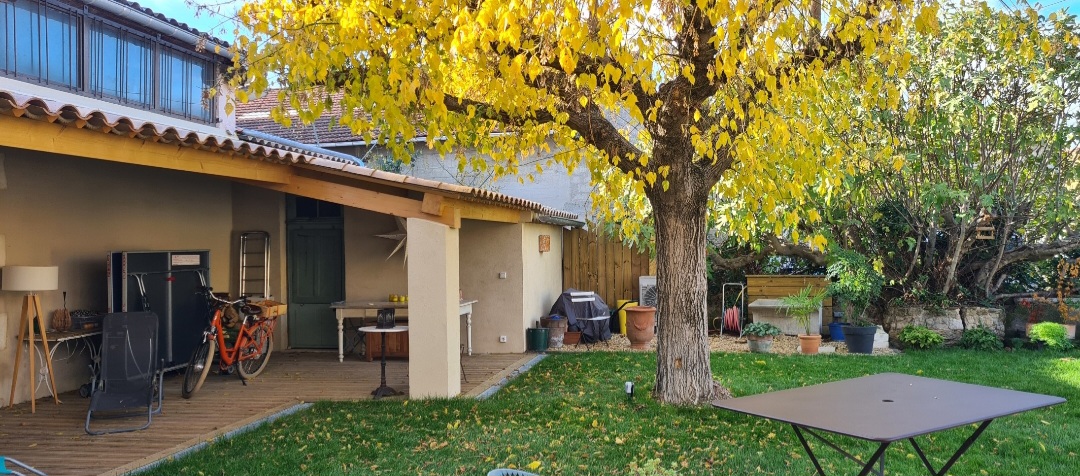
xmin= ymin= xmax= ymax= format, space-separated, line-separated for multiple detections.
xmin=287 ymin=223 xmax=344 ymax=348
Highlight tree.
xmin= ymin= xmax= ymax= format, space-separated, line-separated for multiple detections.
xmin=233 ymin=0 xmax=935 ymax=404
xmin=711 ymin=2 xmax=1080 ymax=307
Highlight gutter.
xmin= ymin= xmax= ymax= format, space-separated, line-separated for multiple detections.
xmin=534 ymin=214 xmax=585 ymax=228
xmin=240 ymin=128 xmax=364 ymax=166
xmin=81 ymin=0 xmax=234 ymax=60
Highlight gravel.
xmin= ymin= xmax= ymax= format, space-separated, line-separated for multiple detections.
xmin=548 ymin=332 xmax=900 ymax=355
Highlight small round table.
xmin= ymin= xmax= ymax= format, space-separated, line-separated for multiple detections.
xmin=358 ymin=325 xmax=409 ymax=399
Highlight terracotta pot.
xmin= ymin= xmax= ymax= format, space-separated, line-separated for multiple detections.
xmin=799 ymin=334 xmax=822 ymax=354
xmin=625 ymin=306 xmax=656 ymax=350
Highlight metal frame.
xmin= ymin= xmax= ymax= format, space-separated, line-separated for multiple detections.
xmin=239 ymin=231 xmax=271 ymax=299
xmin=789 ymin=420 xmax=994 ymax=476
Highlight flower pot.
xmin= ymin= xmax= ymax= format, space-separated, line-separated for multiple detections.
xmin=525 ymin=327 xmax=549 ymax=352
xmin=828 ymin=321 xmax=845 ymax=342
xmin=799 ymin=334 xmax=822 ymax=354
xmin=564 ymin=331 xmax=582 ymax=345
xmin=540 ymin=317 xmax=568 ymax=348
xmin=746 ymin=335 xmax=773 ymax=353
xmin=843 ymin=325 xmax=876 ymax=354
xmin=625 ymin=306 xmax=656 ymax=350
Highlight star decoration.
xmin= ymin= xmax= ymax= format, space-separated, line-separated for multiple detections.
xmin=375 ymin=217 xmax=408 ymax=263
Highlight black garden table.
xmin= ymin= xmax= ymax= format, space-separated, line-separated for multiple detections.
xmin=712 ymin=373 xmax=1065 ymax=476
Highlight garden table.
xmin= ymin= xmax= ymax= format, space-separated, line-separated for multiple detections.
xmin=358 ymin=325 xmax=409 ymax=399
xmin=712 ymin=372 xmax=1065 ymax=476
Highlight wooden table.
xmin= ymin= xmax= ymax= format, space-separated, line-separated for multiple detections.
xmin=712 ymin=373 xmax=1066 ymax=476
xmin=357 ymin=326 xmax=409 ymax=399
xmin=331 ymin=300 xmax=478 ymax=362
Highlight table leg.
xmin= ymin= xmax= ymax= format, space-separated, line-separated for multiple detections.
xmin=909 ymin=419 xmax=993 ymax=476
xmin=337 ymin=315 xmax=345 ymax=363
xmin=466 ymin=312 xmax=473 ymax=356
xmin=792 ymin=425 xmax=891 ymax=476
xmin=372 ymin=332 xmax=398 ymax=398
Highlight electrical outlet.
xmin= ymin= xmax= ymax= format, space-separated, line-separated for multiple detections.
xmin=498 ymin=272 xmax=508 ymax=279
xmin=499 ymin=335 xmax=508 ymax=343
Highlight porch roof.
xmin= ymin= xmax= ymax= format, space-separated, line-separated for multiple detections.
xmin=0 ymin=88 xmax=581 ymax=224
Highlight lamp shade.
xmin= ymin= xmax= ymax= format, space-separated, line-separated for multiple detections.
xmin=2 ymin=266 xmax=59 ymax=292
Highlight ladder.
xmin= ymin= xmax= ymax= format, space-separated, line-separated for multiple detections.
xmin=239 ymin=231 xmax=271 ymax=299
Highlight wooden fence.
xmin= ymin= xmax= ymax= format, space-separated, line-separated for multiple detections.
xmin=745 ymin=274 xmax=833 ymax=319
xmin=562 ymin=228 xmax=656 ymax=307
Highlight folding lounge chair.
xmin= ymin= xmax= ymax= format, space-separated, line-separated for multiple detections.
xmin=0 ymin=456 xmax=47 ymax=476
xmin=85 ymin=312 xmax=163 ymax=435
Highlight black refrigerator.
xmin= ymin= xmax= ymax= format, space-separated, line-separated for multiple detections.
xmin=107 ymin=250 xmax=210 ymax=369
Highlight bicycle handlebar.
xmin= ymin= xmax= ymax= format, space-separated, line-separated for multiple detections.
xmin=198 ymin=286 xmax=249 ymax=308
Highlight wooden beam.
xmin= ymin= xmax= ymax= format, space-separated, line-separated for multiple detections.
xmin=0 ymin=115 xmax=293 ymax=184
xmin=241 ymin=174 xmax=458 ymax=228
xmin=444 ymin=197 xmax=535 ymax=224
xmin=421 ymin=193 xmax=444 ymax=216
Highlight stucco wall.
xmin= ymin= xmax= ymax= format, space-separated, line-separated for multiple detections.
xmin=0 ymin=150 xmax=233 ymax=405
xmin=343 ymin=208 xmax=409 ymax=301
xmin=522 ymin=223 xmax=565 ymax=334
xmin=459 ymin=220 xmax=526 ymax=353
xmin=231 ymin=184 xmax=288 ymax=348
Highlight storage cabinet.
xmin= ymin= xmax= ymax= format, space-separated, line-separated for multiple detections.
xmin=365 ymin=328 xmax=409 ymax=361
xmin=107 ymin=250 xmax=210 ymax=369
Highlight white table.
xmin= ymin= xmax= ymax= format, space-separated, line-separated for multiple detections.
xmin=332 ymin=300 xmax=478 ymax=361
xmin=358 ymin=325 xmax=409 ymax=399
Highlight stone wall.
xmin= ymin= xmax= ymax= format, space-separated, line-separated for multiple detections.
xmin=883 ymin=306 xmax=1005 ymax=345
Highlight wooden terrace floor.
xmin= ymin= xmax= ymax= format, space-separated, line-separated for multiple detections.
xmin=0 ymin=351 xmax=534 ymax=476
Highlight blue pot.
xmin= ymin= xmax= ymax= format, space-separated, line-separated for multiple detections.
xmin=828 ymin=321 xmax=845 ymax=342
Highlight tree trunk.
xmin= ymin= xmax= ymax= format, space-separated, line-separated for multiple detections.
xmin=648 ymin=176 xmax=714 ymax=405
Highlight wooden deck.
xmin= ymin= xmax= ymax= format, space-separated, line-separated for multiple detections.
xmin=0 ymin=351 xmax=534 ymax=476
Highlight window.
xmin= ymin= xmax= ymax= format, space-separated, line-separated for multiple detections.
xmin=0 ymin=0 xmax=79 ymax=88
xmin=160 ymin=46 xmax=214 ymax=122
xmin=1 ymin=0 xmax=220 ymax=124
xmin=89 ymin=20 xmax=152 ymax=107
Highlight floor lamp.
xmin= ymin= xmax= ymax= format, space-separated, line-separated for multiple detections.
xmin=4 ymin=266 xmax=60 ymax=413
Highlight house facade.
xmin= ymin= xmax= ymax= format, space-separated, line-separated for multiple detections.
xmin=236 ymin=92 xmax=597 ymax=219
xmin=1 ymin=0 xmax=576 ymax=406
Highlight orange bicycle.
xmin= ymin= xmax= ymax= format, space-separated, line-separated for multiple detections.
xmin=181 ymin=287 xmax=276 ymax=399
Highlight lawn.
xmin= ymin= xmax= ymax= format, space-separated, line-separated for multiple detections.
xmin=144 ymin=349 xmax=1079 ymax=475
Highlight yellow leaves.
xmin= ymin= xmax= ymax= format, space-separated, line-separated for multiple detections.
xmin=892 ymin=156 xmax=905 ymax=172
xmin=527 ymin=461 xmax=542 ymax=470
xmin=559 ymin=47 xmax=577 ymax=74
xmin=578 ymin=96 xmax=589 ymax=108
xmin=591 ymin=419 xmax=599 ymax=428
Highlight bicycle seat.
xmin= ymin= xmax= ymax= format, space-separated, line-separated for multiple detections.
xmin=240 ymin=304 xmax=264 ymax=316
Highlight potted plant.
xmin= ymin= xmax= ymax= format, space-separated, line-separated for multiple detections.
xmin=826 ymin=249 xmax=884 ymax=354
xmin=780 ymin=285 xmax=827 ymax=354
xmin=743 ymin=322 xmax=782 ymax=353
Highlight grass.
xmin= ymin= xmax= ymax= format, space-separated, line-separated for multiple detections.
xmin=143 ymin=349 xmax=1080 ymax=475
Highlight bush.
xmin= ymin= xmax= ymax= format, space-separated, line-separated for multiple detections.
xmin=958 ymin=326 xmax=1004 ymax=351
xmin=1028 ymin=322 xmax=1075 ymax=351
xmin=743 ymin=321 xmax=782 ymax=337
xmin=898 ymin=325 xmax=944 ymax=350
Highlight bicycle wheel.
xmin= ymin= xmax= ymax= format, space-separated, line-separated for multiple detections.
xmin=237 ymin=324 xmax=273 ymax=380
xmin=181 ymin=338 xmax=216 ymax=399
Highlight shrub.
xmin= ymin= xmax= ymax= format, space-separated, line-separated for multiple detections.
xmin=958 ymin=326 xmax=1003 ymax=351
xmin=1028 ymin=322 xmax=1075 ymax=351
xmin=898 ymin=325 xmax=944 ymax=350
xmin=743 ymin=321 xmax=782 ymax=337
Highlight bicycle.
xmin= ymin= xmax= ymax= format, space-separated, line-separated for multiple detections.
xmin=181 ymin=287 xmax=277 ymax=399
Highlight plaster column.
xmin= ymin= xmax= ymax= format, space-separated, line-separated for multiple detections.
xmin=406 ymin=218 xmax=461 ymax=398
